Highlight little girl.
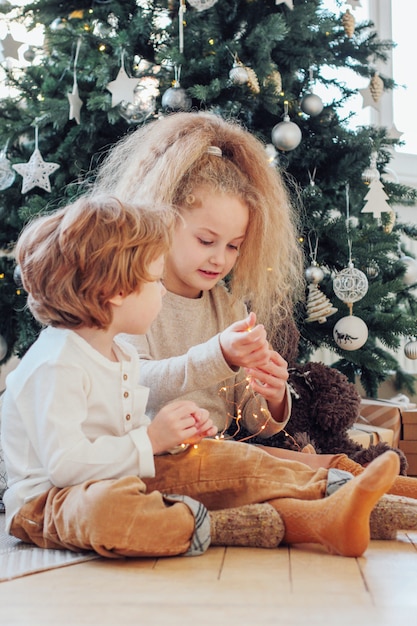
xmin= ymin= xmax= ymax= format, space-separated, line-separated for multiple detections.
xmin=92 ymin=111 xmax=303 ymax=440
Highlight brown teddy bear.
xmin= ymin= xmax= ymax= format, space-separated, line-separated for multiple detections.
xmin=230 ymin=316 xmax=409 ymax=475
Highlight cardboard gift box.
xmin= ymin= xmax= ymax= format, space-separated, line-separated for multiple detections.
xmin=358 ymin=399 xmax=403 ymax=447
xmin=348 ymin=422 xmax=394 ymax=448
xmin=400 ymin=409 xmax=417 ymax=441
xmin=399 ymin=440 xmax=417 ymax=477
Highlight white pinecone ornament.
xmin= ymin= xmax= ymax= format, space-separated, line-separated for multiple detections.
xmin=305 ymin=283 xmax=338 ymax=324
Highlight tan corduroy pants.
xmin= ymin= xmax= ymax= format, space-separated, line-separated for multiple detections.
xmin=10 ymin=439 xmax=328 ymax=558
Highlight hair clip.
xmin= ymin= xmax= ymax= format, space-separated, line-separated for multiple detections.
xmin=206 ymin=146 xmax=222 ymax=157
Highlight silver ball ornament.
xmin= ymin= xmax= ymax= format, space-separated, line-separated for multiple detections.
xmin=49 ymin=17 xmax=66 ymax=31
xmin=229 ymin=63 xmax=249 ymax=85
xmin=23 ymin=47 xmax=37 ymax=63
xmin=404 ymin=339 xmax=417 ymax=360
xmin=400 ymin=255 xmax=417 ymax=286
xmin=13 ymin=264 xmax=22 ymax=287
xmin=333 ymin=315 xmax=368 ymax=351
xmin=0 ymin=334 xmax=7 ymax=361
xmin=305 ymin=263 xmax=324 ymax=284
xmin=300 ymin=93 xmax=324 ymax=117
xmin=271 ymin=117 xmax=302 ymax=152
xmin=0 ymin=154 xmax=16 ymax=190
xmin=161 ymin=85 xmax=191 ymax=111
xmin=365 ymin=261 xmax=379 ymax=279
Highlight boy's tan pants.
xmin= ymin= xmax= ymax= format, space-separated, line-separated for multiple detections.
xmin=10 ymin=439 xmax=328 ymax=558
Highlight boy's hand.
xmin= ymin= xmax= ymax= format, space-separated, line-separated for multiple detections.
xmin=147 ymin=400 xmax=217 ymax=454
xmin=220 ymin=312 xmax=270 ymax=369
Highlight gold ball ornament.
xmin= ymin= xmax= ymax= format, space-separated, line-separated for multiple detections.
xmin=333 ymin=315 xmax=368 ymax=351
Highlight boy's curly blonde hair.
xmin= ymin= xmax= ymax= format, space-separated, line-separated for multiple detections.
xmin=92 ymin=112 xmax=305 ymax=338
xmin=16 ymin=196 xmax=174 ymax=329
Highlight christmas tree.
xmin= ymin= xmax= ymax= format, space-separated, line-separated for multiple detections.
xmin=1 ymin=0 xmax=417 ymax=396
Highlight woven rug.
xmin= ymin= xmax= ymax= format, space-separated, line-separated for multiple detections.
xmin=0 ymin=513 xmax=98 ymax=582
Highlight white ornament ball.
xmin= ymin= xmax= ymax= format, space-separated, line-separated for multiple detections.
xmin=333 ymin=266 xmax=368 ymax=303
xmin=271 ymin=119 xmax=302 ymax=151
xmin=0 ymin=334 xmax=7 ymax=361
xmin=229 ymin=64 xmax=248 ymax=85
xmin=366 ymin=261 xmax=379 ymax=279
xmin=300 ymin=93 xmax=324 ymax=117
xmin=333 ymin=315 xmax=368 ymax=351
xmin=404 ymin=339 xmax=417 ymax=360
xmin=13 ymin=264 xmax=22 ymax=287
xmin=400 ymin=255 xmax=417 ymax=286
xmin=187 ymin=0 xmax=219 ymax=11
xmin=0 ymin=154 xmax=16 ymax=190
xmin=161 ymin=86 xmax=191 ymax=111
xmin=305 ymin=264 xmax=324 ymax=284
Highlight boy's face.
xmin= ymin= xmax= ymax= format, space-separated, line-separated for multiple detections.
xmin=118 ymin=256 xmax=166 ymax=335
xmin=164 ymin=186 xmax=249 ymax=298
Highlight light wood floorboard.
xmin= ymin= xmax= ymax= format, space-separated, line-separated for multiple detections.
xmin=1 ymin=532 xmax=416 ymax=626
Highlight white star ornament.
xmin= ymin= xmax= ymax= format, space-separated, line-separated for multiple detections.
xmin=106 ymin=67 xmax=139 ymax=107
xmin=13 ymin=149 xmax=60 ymax=193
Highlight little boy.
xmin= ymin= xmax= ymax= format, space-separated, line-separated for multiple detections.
xmin=1 ymin=195 xmax=399 ymax=559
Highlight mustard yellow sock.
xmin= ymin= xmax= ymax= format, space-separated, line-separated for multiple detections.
xmin=330 ymin=453 xmax=417 ymax=499
xmin=272 ymin=450 xmax=400 ymax=557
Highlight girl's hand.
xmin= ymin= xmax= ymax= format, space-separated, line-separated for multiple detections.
xmin=245 ymin=350 xmax=289 ymax=422
xmin=220 ymin=312 xmax=270 ymax=369
xmin=147 ymin=400 xmax=217 ymax=454
xmin=184 ymin=409 xmax=218 ymax=446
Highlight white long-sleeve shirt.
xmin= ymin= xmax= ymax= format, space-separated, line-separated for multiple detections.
xmin=123 ymin=284 xmax=290 ymax=439
xmin=1 ymin=327 xmax=154 ymax=532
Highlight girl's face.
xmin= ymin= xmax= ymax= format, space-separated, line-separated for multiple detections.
xmin=164 ymin=186 xmax=249 ymax=298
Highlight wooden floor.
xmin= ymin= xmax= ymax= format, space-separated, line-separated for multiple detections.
xmin=1 ymin=533 xmax=416 ymax=626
